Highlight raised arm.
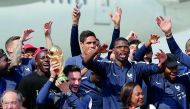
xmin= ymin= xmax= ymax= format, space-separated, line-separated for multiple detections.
xmin=156 ymin=16 xmax=190 ymax=68
xmin=167 ymin=37 xmax=190 ymax=68
xmin=83 ymin=44 xmax=108 ymax=64
xmin=36 ymin=80 xmax=53 ymax=104
xmin=107 ymin=7 xmax=122 ymax=59
xmin=9 ymin=29 xmax=33 ymax=69
xmin=82 ymin=44 xmax=108 ymax=75
xmin=71 ymin=5 xmax=81 ymax=56
xmin=109 ymin=7 xmax=122 ymax=30
xmin=126 ymin=31 xmax=138 ymax=41
xmin=134 ymin=34 xmax=160 ymax=62
xmin=36 ymin=61 xmax=58 ymax=104
xmin=139 ymin=49 xmax=167 ymax=77
xmin=44 ymin=21 xmax=53 ymax=49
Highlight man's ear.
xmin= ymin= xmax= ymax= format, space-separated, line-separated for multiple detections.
xmin=80 ymin=42 xmax=83 ymax=48
xmin=7 ymin=47 xmax=12 ymax=53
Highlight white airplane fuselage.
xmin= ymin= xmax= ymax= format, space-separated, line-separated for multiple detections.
xmin=0 ymin=0 xmax=190 ymax=59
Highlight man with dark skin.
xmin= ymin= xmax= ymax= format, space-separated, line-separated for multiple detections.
xmin=155 ymin=15 xmax=190 ymax=109
xmin=66 ymin=6 xmax=122 ymax=109
xmin=83 ymin=37 xmax=167 ymax=109
xmin=0 ymin=49 xmax=10 ymax=96
xmin=0 ymin=48 xmax=21 ymax=94
xmin=17 ymin=49 xmax=58 ymax=109
xmin=0 ymin=49 xmax=10 ymax=74
xmin=145 ymin=53 xmax=190 ymax=109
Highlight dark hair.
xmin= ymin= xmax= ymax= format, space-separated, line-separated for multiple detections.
xmin=165 ymin=53 xmax=178 ymax=68
xmin=96 ymin=38 xmax=100 ymax=47
xmin=114 ymin=37 xmax=129 ymax=47
xmin=120 ymin=82 xmax=139 ymax=109
xmin=5 ymin=36 xmax=20 ymax=48
xmin=64 ymin=65 xmax=81 ymax=77
xmin=1 ymin=90 xmax=24 ymax=104
xmin=80 ymin=30 xmax=96 ymax=43
xmin=129 ymin=39 xmax=141 ymax=46
xmin=96 ymin=38 xmax=100 ymax=42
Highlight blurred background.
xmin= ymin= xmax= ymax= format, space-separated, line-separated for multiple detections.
xmin=0 ymin=0 xmax=190 ymax=62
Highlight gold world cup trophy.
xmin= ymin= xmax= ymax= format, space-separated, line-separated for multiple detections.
xmin=48 ymin=45 xmax=68 ymax=82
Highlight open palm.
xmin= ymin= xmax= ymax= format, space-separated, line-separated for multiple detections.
xmin=110 ymin=7 xmax=122 ymax=26
xmin=149 ymin=34 xmax=160 ymax=44
xmin=156 ymin=16 xmax=172 ymax=34
xmin=22 ymin=29 xmax=34 ymax=42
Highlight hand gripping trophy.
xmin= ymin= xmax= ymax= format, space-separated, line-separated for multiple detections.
xmin=48 ymin=45 xmax=68 ymax=82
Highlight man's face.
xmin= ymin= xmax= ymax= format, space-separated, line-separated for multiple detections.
xmin=130 ymin=85 xmax=144 ymax=108
xmin=113 ymin=40 xmax=130 ymax=62
xmin=6 ymin=40 xmax=19 ymax=59
xmin=128 ymin=44 xmax=138 ymax=61
xmin=2 ymin=92 xmax=21 ymax=109
xmin=68 ymin=71 xmax=81 ymax=93
xmin=164 ymin=66 xmax=178 ymax=81
xmin=36 ymin=51 xmax=50 ymax=73
xmin=0 ymin=55 xmax=10 ymax=73
xmin=80 ymin=36 xmax=97 ymax=55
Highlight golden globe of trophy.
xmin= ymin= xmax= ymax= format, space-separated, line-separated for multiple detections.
xmin=48 ymin=45 xmax=67 ymax=82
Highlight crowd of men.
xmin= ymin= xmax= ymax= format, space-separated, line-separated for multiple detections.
xmin=1 ymin=5 xmax=190 ymax=109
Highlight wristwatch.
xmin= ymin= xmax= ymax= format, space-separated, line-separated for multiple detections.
xmin=66 ymin=90 xmax=72 ymax=96
xmin=165 ymin=32 xmax=172 ymax=39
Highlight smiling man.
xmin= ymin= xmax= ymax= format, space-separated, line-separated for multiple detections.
xmin=16 ymin=49 xmax=56 ymax=109
xmin=82 ymin=37 xmax=167 ymax=109
xmin=54 ymin=65 xmax=92 ymax=109
xmin=65 ymin=30 xmax=104 ymax=109
xmin=146 ymin=53 xmax=190 ymax=109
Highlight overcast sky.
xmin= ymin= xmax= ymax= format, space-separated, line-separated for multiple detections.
xmin=0 ymin=0 xmax=189 ymax=62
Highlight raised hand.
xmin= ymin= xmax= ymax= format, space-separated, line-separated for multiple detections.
xmin=97 ymin=44 xmax=109 ymax=53
xmin=154 ymin=49 xmax=167 ymax=68
xmin=126 ymin=31 xmax=138 ymax=41
xmin=149 ymin=34 xmax=160 ymax=44
xmin=21 ymin=29 xmax=34 ymax=42
xmin=87 ymin=44 xmax=109 ymax=54
xmin=110 ymin=7 xmax=122 ymax=28
xmin=44 ymin=21 xmax=52 ymax=36
xmin=50 ymin=60 xmax=60 ymax=78
xmin=156 ymin=16 xmax=172 ymax=35
xmin=10 ymin=29 xmax=34 ymax=67
xmin=72 ymin=5 xmax=81 ymax=25
xmin=55 ymin=80 xmax=70 ymax=94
